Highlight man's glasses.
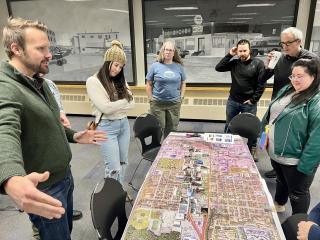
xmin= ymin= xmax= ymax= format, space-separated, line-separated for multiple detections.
xmin=288 ymin=75 xmax=305 ymax=81
xmin=279 ymin=39 xmax=299 ymax=47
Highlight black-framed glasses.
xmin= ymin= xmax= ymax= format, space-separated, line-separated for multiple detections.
xmin=279 ymin=39 xmax=299 ymax=47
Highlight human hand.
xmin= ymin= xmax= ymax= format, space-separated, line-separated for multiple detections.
xmin=297 ymin=221 xmax=316 ymax=240
xmin=4 ymin=172 xmax=65 ymax=219
xmin=60 ymin=112 xmax=71 ymax=128
xmin=229 ymin=47 xmax=237 ymax=56
xmin=243 ymin=99 xmax=253 ymax=105
xmin=73 ymin=130 xmax=107 ymax=145
xmin=266 ymin=51 xmax=275 ymax=66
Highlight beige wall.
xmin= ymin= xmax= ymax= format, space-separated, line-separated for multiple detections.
xmin=57 ymin=84 xmax=272 ymax=120
xmin=296 ymin=0 xmax=312 ymax=46
xmin=132 ymin=0 xmax=145 ymax=86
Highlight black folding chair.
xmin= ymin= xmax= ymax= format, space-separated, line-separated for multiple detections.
xmin=128 ymin=113 xmax=162 ymax=191
xmin=90 ymin=178 xmax=128 ymax=240
xmin=282 ymin=213 xmax=308 ymax=240
xmin=227 ymin=112 xmax=261 ymax=151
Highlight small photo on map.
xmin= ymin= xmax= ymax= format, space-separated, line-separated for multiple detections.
xmin=178 ymin=204 xmax=189 ymax=214
xmin=180 ymin=197 xmax=188 ymax=204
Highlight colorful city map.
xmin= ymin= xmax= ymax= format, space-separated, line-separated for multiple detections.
xmin=123 ymin=133 xmax=285 ymax=240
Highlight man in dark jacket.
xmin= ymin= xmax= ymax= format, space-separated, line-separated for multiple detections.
xmin=262 ymin=27 xmax=319 ymax=178
xmin=215 ymin=39 xmax=266 ymax=153
xmin=0 ymin=17 xmax=106 ymax=240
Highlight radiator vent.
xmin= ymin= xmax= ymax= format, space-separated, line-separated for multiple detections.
xmin=61 ymin=94 xmax=86 ymax=102
xmin=193 ymin=98 xmax=227 ymax=106
xmin=62 ymin=94 xmax=270 ymax=107
xmin=257 ymin=99 xmax=271 ymax=107
xmin=133 ymin=96 xmax=189 ymax=104
xmin=134 ymin=96 xmax=149 ymax=104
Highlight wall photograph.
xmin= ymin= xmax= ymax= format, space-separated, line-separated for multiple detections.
xmin=144 ymin=0 xmax=298 ymax=85
xmin=7 ymin=0 xmax=135 ymax=84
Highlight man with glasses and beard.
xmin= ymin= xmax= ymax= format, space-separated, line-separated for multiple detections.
xmin=215 ymin=39 xmax=266 ymax=158
xmin=262 ymin=27 xmax=319 ymax=179
xmin=0 ymin=17 xmax=106 ymax=240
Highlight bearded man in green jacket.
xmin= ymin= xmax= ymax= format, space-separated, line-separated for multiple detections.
xmin=0 ymin=17 xmax=106 ymax=240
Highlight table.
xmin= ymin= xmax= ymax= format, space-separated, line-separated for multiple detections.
xmin=122 ymin=133 xmax=285 ymax=240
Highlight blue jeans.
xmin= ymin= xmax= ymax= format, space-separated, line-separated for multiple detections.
xmin=225 ymin=97 xmax=257 ymax=132
xmin=29 ymin=170 xmax=74 ymax=240
xmin=225 ymin=97 xmax=257 ymax=148
xmin=98 ymin=117 xmax=130 ymax=184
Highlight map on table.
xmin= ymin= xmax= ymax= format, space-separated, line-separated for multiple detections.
xmin=123 ymin=133 xmax=284 ymax=240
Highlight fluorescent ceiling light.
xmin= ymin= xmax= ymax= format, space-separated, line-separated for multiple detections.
xmin=271 ymin=19 xmax=291 ymax=22
xmin=175 ymin=15 xmax=197 ymax=17
xmin=181 ymin=19 xmax=194 ymax=22
xmin=232 ymin=13 xmax=258 ymax=15
xmin=225 ymin=21 xmax=246 ymax=24
xmin=101 ymin=8 xmax=128 ymax=13
xmin=145 ymin=20 xmax=158 ymax=23
xmin=229 ymin=17 xmax=252 ymax=20
xmin=146 ymin=22 xmax=166 ymax=26
xmin=164 ymin=7 xmax=198 ymax=10
xmin=64 ymin=0 xmax=94 ymax=1
xmin=281 ymin=16 xmax=294 ymax=18
xmin=237 ymin=3 xmax=276 ymax=7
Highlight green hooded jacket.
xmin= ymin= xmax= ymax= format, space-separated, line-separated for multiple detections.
xmin=262 ymin=85 xmax=320 ymax=175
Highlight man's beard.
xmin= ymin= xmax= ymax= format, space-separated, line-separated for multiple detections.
xmin=239 ymin=55 xmax=250 ymax=61
xmin=21 ymin=52 xmax=49 ymax=75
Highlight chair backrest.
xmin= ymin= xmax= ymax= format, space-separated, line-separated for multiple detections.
xmin=133 ymin=113 xmax=162 ymax=154
xmin=227 ymin=113 xmax=261 ymax=143
xmin=281 ymin=213 xmax=308 ymax=240
xmin=90 ymin=178 xmax=128 ymax=240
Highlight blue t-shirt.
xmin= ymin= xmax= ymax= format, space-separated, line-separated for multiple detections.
xmin=146 ymin=62 xmax=186 ymax=101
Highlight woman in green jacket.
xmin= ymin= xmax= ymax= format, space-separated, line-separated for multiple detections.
xmin=262 ymin=58 xmax=320 ymax=215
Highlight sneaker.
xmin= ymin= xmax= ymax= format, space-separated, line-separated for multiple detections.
xmin=126 ymin=193 xmax=134 ymax=203
xmin=72 ymin=210 xmax=83 ymax=221
xmin=274 ymin=202 xmax=286 ymax=213
xmin=250 ymin=147 xmax=258 ymax=162
xmin=32 ymin=224 xmax=40 ymax=240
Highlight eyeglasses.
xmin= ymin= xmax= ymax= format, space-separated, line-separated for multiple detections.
xmin=164 ymin=48 xmax=174 ymax=52
xmin=279 ymin=39 xmax=299 ymax=47
xmin=288 ymin=75 xmax=305 ymax=81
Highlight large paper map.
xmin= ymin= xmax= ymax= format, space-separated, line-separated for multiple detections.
xmin=123 ymin=133 xmax=285 ymax=240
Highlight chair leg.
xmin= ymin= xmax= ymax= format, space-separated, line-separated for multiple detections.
xmin=126 ymin=193 xmax=134 ymax=206
xmin=128 ymin=158 xmax=143 ymax=191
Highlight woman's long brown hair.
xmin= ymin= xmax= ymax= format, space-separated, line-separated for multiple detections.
xmin=97 ymin=61 xmax=133 ymax=102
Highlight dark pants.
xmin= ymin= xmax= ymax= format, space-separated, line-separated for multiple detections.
xmin=225 ymin=97 xmax=257 ymax=148
xmin=271 ymin=160 xmax=316 ymax=214
xmin=29 ymin=170 xmax=74 ymax=240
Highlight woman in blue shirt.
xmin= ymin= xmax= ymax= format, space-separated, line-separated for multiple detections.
xmin=146 ymin=41 xmax=186 ymax=137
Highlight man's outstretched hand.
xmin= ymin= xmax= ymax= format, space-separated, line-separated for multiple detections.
xmin=4 ymin=171 xmax=65 ymax=219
